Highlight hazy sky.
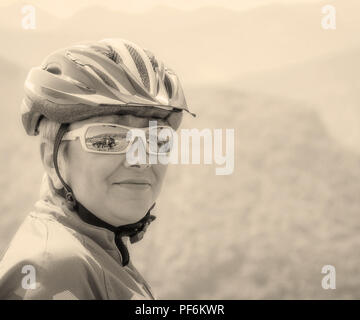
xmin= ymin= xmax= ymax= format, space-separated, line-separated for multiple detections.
xmin=1 ymin=0 xmax=325 ymax=17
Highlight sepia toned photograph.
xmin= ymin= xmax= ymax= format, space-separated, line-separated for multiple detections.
xmin=0 ymin=0 xmax=358 ymax=304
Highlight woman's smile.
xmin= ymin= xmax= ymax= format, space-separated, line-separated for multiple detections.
xmin=113 ymin=181 xmax=152 ymax=190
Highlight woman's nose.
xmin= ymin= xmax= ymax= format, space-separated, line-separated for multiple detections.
xmin=122 ymin=136 xmax=151 ymax=169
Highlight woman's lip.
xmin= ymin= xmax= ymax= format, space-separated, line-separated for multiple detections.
xmin=114 ymin=181 xmax=151 ymax=185
xmin=113 ymin=182 xmax=151 ymax=190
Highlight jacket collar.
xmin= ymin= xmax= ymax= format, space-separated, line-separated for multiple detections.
xmin=35 ymin=173 xmax=156 ymax=266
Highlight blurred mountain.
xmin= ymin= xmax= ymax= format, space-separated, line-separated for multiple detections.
xmin=236 ymin=48 xmax=360 ymax=104
xmin=0 ymin=55 xmax=41 ymax=246
xmin=0 ymin=56 xmax=26 ymax=123
xmin=234 ymin=47 xmax=360 ymax=153
xmin=0 ymin=0 xmax=359 ymax=84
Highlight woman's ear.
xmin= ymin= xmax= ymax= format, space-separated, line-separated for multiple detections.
xmin=40 ymin=141 xmax=63 ymax=189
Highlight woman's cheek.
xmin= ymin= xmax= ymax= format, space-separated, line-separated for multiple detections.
xmin=152 ymin=164 xmax=167 ymax=197
xmin=66 ymin=145 xmax=94 ymax=192
xmin=90 ymin=158 xmax=120 ymax=192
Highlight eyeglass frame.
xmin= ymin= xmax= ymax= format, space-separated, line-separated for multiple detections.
xmin=61 ymin=122 xmax=174 ymax=155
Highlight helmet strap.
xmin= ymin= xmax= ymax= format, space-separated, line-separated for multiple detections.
xmin=53 ymin=123 xmax=77 ymax=208
xmin=52 ymin=123 xmax=157 ymax=266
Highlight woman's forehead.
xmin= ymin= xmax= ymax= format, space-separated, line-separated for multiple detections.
xmin=70 ymin=114 xmax=167 ymax=129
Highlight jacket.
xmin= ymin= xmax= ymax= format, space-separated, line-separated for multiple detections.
xmin=0 ymin=174 xmax=156 ymax=300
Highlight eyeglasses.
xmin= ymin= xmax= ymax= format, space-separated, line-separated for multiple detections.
xmin=62 ymin=123 xmax=174 ymax=155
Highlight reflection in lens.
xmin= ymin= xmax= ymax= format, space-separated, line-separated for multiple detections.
xmin=85 ymin=125 xmax=130 ymax=152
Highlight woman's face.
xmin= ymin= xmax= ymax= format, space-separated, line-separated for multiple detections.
xmin=60 ymin=114 xmax=168 ymax=226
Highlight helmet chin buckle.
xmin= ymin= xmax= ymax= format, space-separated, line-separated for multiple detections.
xmin=65 ymin=191 xmax=77 ymax=207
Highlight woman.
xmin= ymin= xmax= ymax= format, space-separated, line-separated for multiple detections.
xmin=0 ymin=38 xmax=193 ymax=299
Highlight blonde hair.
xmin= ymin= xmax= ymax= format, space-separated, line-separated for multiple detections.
xmin=38 ymin=117 xmax=68 ymax=173
xmin=38 ymin=117 xmax=62 ymax=145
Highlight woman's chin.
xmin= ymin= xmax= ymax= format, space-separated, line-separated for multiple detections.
xmin=110 ymin=200 xmax=152 ymax=224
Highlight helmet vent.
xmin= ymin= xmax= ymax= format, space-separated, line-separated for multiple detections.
xmin=164 ymin=74 xmax=173 ymax=98
xmin=124 ymin=43 xmax=150 ymax=91
xmin=144 ymin=49 xmax=158 ymax=71
xmin=103 ymin=45 xmax=122 ymax=64
xmin=44 ymin=63 xmax=62 ymax=75
xmin=87 ymin=64 xmax=118 ymax=90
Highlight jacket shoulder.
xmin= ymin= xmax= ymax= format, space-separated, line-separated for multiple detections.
xmin=0 ymin=213 xmax=107 ymax=299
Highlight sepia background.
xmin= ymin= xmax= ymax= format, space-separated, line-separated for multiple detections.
xmin=1 ymin=0 xmax=360 ymax=299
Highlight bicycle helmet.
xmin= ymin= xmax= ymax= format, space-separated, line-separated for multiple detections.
xmin=21 ymin=38 xmax=194 ymax=135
